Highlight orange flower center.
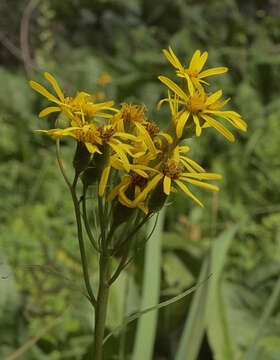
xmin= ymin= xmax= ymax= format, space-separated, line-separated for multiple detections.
xmin=120 ymin=103 xmax=146 ymax=125
xmin=130 ymin=172 xmax=149 ymax=190
xmin=162 ymin=160 xmax=183 ymax=180
xmin=146 ymin=122 xmax=160 ymax=139
xmin=97 ymin=125 xmax=115 ymax=142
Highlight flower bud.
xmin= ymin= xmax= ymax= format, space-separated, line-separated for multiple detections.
xmin=73 ymin=142 xmax=91 ymax=174
xmin=55 ymin=112 xmax=71 ymax=129
xmin=81 ymin=163 xmax=99 ymax=187
xmin=148 ymin=180 xmax=168 ymax=212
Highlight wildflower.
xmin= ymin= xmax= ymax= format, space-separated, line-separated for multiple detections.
xmin=36 ymin=124 xmax=103 ymax=154
xmin=162 ymin=46 xmax=228 ymax=93
xmin=96 ymin=124 xmax=141 ymax=196
xmin=128 ymin=147 xmax=221 ymax=209
xmin=96 ymin=72 xmax=112 ymax=86
xmin=29 ymin=72 xmax=116 ymax=120
xmin=108 ymin=166 xmax=160 ymax=214
xmin=158 ymin=77 xmax=247 ymax=141
xmin=111 ymin=103 xmax=147 ymax=133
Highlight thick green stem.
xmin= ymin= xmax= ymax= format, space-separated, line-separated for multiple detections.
xmin=93 ymin=254 xmax=110 ymax=360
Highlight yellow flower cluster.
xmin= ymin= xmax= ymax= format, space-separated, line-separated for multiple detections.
xmin=30 ymin=48 xmax=246 ymax=214
xmin=158 ymin=47 xmax=247 ymax=141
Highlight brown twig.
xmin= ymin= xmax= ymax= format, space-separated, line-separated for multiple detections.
xmin=6 ymin=307 xmax=69 ymax=360
xmin=0 ymin=32 xmax=22 ymax=60
xmin=20 ymin=0 xmax=41 ymax=77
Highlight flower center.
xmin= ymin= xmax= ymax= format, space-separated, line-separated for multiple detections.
xmin=162 ymin=160 xmax=183 ymax=180
xmin=97 ymin=125 xmax=115 ymax=142
xmin=186 ymin=94 xmax=206 ymax=113
xmin=146 ymin=122 xmax=160 ymax=139
xmin=75 ymin=126 xmax=99 ymax=143
xmin=130 ymin=172 xmax=149 ymax=190
xmin=120 ymin=103 xmax=146 ymax=125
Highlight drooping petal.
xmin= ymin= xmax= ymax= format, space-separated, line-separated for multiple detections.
xmin=182 ymin=177 xmax=219 ymax=191
xmin=132 ymin=173 xmax=163 ymax=205
xmin=201 ymin=114 xmax=235 ymax=142
xmin=193 ymin=114 xmax=202 ymax=136
xmin=99 ymin=165 xmax=111 ymax=196
xmin=176 ymin=111 xmax=190 ymax=138
xmin=163 ymin=176 xmax=171 ymax=195
xmin=174 ymin=180 xmax=204 ymax=207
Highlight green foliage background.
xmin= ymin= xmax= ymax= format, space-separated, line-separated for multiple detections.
xmin=1 ymin=0 xmax=280 ymax=359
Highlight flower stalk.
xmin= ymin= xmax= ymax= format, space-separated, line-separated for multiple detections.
xmin=29 ymin=47 xmax=247 ymax=358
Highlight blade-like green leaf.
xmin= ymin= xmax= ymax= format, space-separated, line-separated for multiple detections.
xmin=175 ymin=226 xmax=237 ymax=360
xmin=131 ymin=209 xmax=165 ymax=360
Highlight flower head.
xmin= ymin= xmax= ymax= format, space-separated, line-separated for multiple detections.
xmin=29 ymin=72 xmax=116 ymax=121
xmin=163 ymin=46 xmax=228 ymax=93
xmin=158 ymin=76 xmax=247 ymax=141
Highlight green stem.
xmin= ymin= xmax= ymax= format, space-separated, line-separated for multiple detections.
xmin=55 ymin=140 xmax=96 ymax=307
xmin=82 ymin=185 xmax=100 ymax=252
xmin=93 ymin=254 xmax=110 ymax=360
xmin=71 ymin=179 xmax=97 ymax=308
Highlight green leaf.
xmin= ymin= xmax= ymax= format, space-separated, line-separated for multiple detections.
xmin=175 ymin=226 xmax=237 ymax=360
xmin=131 ymin=209 xmax=165 ymax=360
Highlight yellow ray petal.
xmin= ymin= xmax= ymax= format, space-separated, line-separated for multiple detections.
xmin=193 ymin=114 xmax=201 ymax=136
xmin=181 ymin=172 xmax=222 ymax=180
xmin=44 ymin=72 xmax=64 ymax=102
xmin=176 ymin=111 xmax=190 ymax=138
xmin=163 ymin=176 xmax=171 ymax=195
xmin=189 ymin=50 xmax=201 ymax=71
xmin=99 ymin=165 xmax=111 ymax=196
xmin=132 ymin=173 xmax=163 ymax=205
xmin=39 ymin=106 xmax=61 ymax=117
xmin=29 ymin=80 xmax=62 ymax=104
xmin=205 ymin=90 xmax=223 ymax=106
xmin=201 ymin=114 xmax=235 ymax=142
xmin=158 ymin=76 xmax=189 ymax=101
xmin=182 ymin=177 xmax=219 ymax=191
xmin=174 ymin=180 xmax=204 ymax=207
xmin=196 ymin=51 xmax=208 ymax=73
xmin=199 ymin=67 xmax=228 ymax=78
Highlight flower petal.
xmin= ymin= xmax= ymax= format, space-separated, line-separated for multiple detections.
xmin=39 ymin=107 xmax=61 ymax=117
xmin=44 ymin=72 xmax=65 ymax=102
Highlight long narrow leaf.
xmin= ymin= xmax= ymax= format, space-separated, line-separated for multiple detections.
xmin=175 ymin=226 xmax=237 ymax=360
xmin=243 ymin=274 xmax=280 ymax=360
xmin=206 ymin=226 xmax=238 ymax=360
xmin=131 ymin=209 xmax=165 ymax=360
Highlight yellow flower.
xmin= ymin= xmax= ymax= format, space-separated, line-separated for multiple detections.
xmin=111 ymin=103 xmax=147 ymax=133
xmin=29 ymin=72 xmax=116 ymax=120
xmin=96 ymin=124 xmax=142 ymax=196
xmin=36 ymin=124 xmax=103 ymax=155
xmin=126 ymin=146 xmax=221 ymax=208
xmin=162 ymin=46 xmax=228 ymax=93
xmin=158 ymin=77 xmax=247 ymax=141
xmin=107 ymin=165 xmax=160 ymax=213
xmin=96 ymin=72 xmax=112 ymax=86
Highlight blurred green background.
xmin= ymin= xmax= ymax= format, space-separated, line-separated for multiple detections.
xmin=1 ymin=0 xmax=280 ymax=359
